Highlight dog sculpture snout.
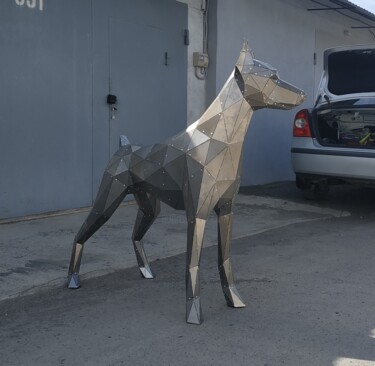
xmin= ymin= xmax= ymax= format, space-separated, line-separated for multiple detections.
xmin=235 ymin=42 xmax=306 ymax=110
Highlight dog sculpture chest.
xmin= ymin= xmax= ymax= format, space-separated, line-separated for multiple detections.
xmin=68 ymin=42 xmax=305 ymax=324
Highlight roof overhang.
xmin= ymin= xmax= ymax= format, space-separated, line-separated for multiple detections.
xmin=308 ymin=0 xmax=375 ymax=30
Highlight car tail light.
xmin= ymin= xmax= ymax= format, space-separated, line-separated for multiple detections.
xmin=293 ymin=109 xmax=312 ymax=137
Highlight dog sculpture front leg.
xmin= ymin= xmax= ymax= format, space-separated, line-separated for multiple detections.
xmin=186 ymin=217 xmax=207 ymax=324
xmin=215 ymin=202 xmax=246 ymax=308
xmin=132 ymin=190 xmax=160 ymax=279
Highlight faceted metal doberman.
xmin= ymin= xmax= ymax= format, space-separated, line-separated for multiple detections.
xmin=68 ymin=42 xmax=305 ymax=324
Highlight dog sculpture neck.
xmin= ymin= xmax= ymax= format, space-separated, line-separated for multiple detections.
xmin=190 ymin=46 xmax=254 ymax=147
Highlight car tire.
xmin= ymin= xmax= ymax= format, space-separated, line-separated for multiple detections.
xmin=296 ymin=175 xmax=311 ymax=190
xmin=296 ymin=176 xmax=329 ymax=200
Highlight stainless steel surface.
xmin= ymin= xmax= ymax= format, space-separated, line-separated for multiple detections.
xmin=68 ymin=42 xmax=305 ymax=324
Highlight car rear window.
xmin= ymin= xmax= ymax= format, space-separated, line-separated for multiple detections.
xmin=328 ymin=49 xmax=375 ymax=95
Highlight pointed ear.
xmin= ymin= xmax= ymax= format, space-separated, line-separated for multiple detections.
xmin=235 ymin=66 xmax=245 ymax=94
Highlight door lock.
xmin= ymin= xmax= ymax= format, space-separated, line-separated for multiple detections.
xmin=107 ymin=94 xmax=117 ymax=120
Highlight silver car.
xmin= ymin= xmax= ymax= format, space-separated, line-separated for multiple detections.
xmin=291 ymin=45 xmax=375 ymax=199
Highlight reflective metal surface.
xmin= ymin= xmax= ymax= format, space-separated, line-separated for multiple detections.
xmin=68 ymin=42 xmax=305 ymax=324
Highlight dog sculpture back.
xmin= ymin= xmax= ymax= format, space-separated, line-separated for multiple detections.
xmin=68 ymin=42 xmax=305 ymax=324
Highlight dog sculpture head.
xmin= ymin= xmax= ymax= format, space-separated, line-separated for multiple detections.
xmin=235 ymin=42 xmax=305 ymax=110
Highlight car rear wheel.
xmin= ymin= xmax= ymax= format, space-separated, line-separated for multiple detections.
xmin=296 ymin=175 xmax=329 ymax=201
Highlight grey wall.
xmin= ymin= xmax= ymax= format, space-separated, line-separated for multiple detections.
xmin=2 ymin=0 xmax=373 ymax=218
xmin=177 ymin=0 xmax=208 ymax=124
xmin=208 ymin=0 xmax=374 ymax=186
xmin=0 ymin=0 xmax=93 ymax=218
xmin=91 ymin=0 xmax=187 ymax=192
xmin=0 ymin=0 xmax=187 ymax=219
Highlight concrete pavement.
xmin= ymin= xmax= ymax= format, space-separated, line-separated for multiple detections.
xmin=0 ymin=183 xmax=348 ymax=301
xmin=1 ymin=182 xmax=375 ymax=365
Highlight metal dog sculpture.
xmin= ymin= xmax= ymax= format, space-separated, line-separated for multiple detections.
xmin=67 ymin=42 xmax=305 ymax=324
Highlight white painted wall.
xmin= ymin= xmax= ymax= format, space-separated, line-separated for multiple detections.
xmin=176 ymin=0 xmax=374 ymax=185
xmin=211 ymin=0 xmax=375 ymax=186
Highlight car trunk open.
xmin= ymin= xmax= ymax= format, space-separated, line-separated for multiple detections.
xmin=315 ymin=108 xmax=375 ymax=148
xmin=314 ymin=45 xmax=375 ymax=148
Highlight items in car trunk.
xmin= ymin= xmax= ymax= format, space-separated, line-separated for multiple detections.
xmin=316 ymin=109 xmax=375 ymax=147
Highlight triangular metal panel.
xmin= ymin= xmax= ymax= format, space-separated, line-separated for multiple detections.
xmin=262 ymin=79 xmax=277 ymax=98
xmin=168 ymin=131 xmax=192 ymax=152
xmin=163 ymin=156 xmax=187 ymax=189
xmin=231 ymin=104 xmax=252 ymax=143
xmin=115 ymin=170 xmax=132 ymax=186
xmin=211 ymin=115 xmax=228 ymax=143
xmin=186 ymin=172 xmax=204 ymax=213
xmin=187 ymin=140 xmax=210 ymax=164
xmin=113 ymin=159 xmax=130 ymax=177
xmin=187 ymin=130 xmax=210 ymax=151
xmin=205 ymin=140 xmax=228 ymax=165
xmin=164 ymin=145 xmax=185 ymax=165
xmin=244 ymin=83 xmax=264 ymax=97
xmin=130 ymin=160 xmax=159 ymax=180
xmin=196 ymin=185 xmax=216 ymax=218
xmin=222 ymin=100 xmax=244 ymax=141
xmin=248 ymin=75 xmax=268 ymax=91
xmin=199 ymin=97 xmax=223 ymax=122
xmin=216 ymin=149 xmax=236 ymax=181
xmin=186 ymin=154 xmax=204 ymax=176
xmin=132 ymin=146 xmax=152 ymax=160
xmin=228 ymin=142 xmax=243 ymax=174
xmin=196 ymin=114 xmax=221 ymax=136
xmin=196 ymin=173 xmax=216 ymax=213
xmin=103 ymin=178 xmax=126 ymax=212
xmin=146 ymin=169 xmax=181 ymax=192
xmin=148 ymin=144 xmax=168 ymax=165
xmin=204 ymin=147 xmax=227 ymax=178
xmin=212 ymin=180 xmax=234 ymax=203
xmin=239 ymin=64 xmax=254 ymax=74
xmin=218 ymin=78 xmax=233 ymax=106
xmin=129 ymin=152 xmax=146 ymax=169
xmin=223 ymin=79 xmax=243 ymax=110
xmin=106 ymin=155 xmax=123 ymax=175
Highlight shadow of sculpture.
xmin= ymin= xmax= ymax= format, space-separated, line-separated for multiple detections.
xmin=67 ymin=41 xmax=306 ymax=324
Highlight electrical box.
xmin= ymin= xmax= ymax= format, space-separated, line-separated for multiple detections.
xmin=193 ymin=52 xmax=209 ymax=68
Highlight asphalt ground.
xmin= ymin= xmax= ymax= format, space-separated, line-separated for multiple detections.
xmin=1 ymin=182 xmax=375 ymax=365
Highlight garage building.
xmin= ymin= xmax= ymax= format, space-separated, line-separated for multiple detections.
xmin=1 ymin=0 xmax=374 ymax=219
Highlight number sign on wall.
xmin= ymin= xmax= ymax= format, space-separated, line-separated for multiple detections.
xmin=15 ymin=0 xmax=43 ymax=11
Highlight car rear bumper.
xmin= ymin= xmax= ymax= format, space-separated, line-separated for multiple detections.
xmin=291 ymin=138 xmax=375 ymax=181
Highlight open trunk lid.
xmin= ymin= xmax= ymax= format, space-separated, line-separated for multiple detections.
xmin=312 ymin=45 xmax=375 ymax=149
xmin=316 ymin=45 xmax=375 ymax=106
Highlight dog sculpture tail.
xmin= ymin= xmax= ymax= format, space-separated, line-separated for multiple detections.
xmin=119 ymin=135 xmax=131 ymax=147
